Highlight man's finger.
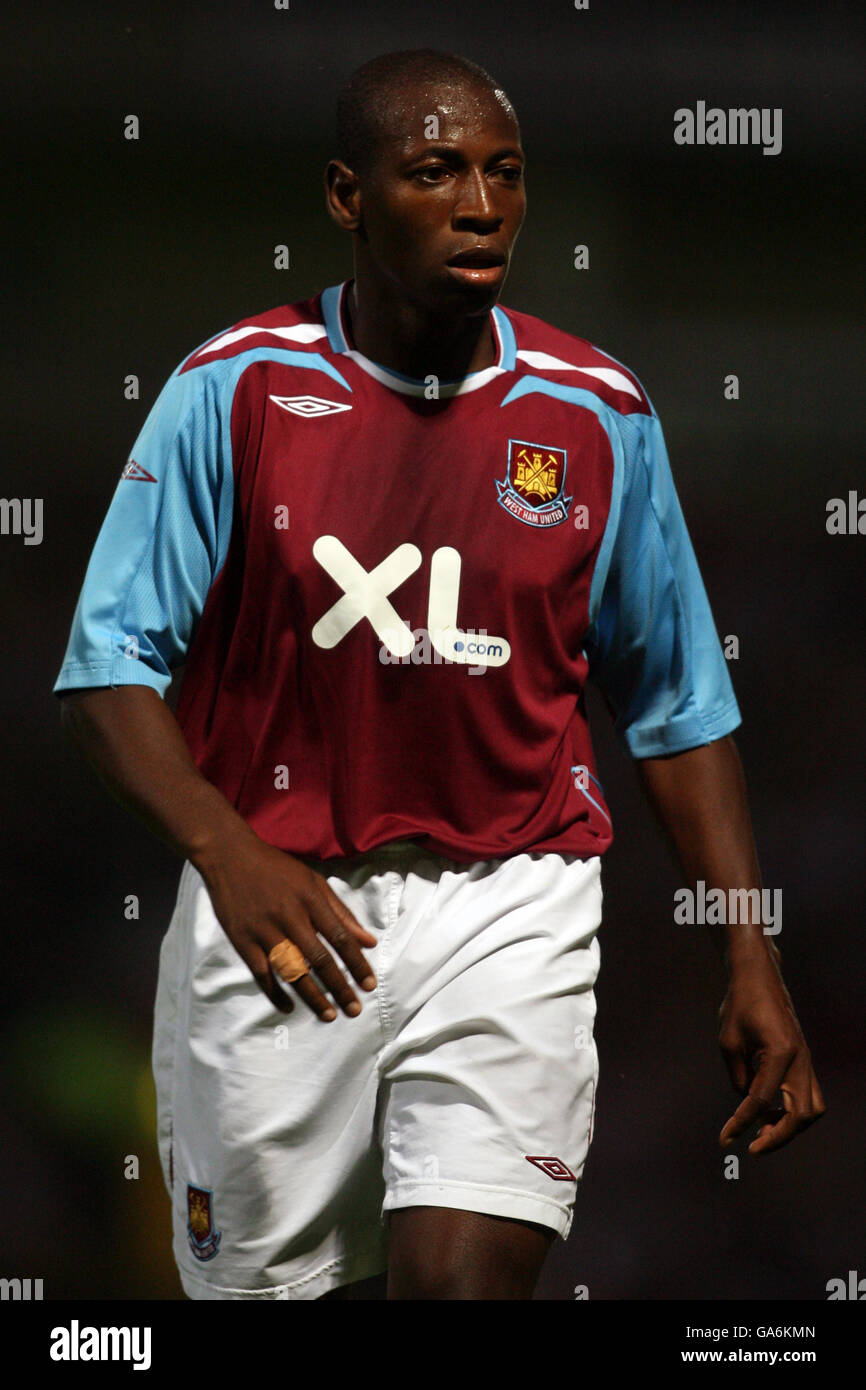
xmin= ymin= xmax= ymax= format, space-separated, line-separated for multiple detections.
xmin=748 ymin=1106 xmax=802 ymax=1154
xmin=271 ymin=934 xmax=369 ymax=1023
xmin=320 ymin=878 xmax=378 ymax=948
xmin=249 ymin=947 xmax=295 ymax=1015
xmin=748 ymin=1075 xmax=824 ymax=1155
xmin=287 ymin=970 xmax=340 ymax=1021
xmin=300 ymin=932 xmax=369 ymax=1015
xmin=811 ymin=1078 xmax=827 ymax=1117
xmin=719 ymin=1044 xmax=751 ymax=1095
xmin=258 ymin=924 xmax=342 ymax=1021
xmin=719 ymin=1048 xmax=794 ymax=1145
xmin=269 ymin=939 xmax=309 ymax=983
xmin=313 ymin=882 xmax=378 ymax=991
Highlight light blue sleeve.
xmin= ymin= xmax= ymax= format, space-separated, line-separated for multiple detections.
xmin=52 ymin=361 xmax=234 ymax=698
xmin=583 ymin=408 xmax=741 ymax=757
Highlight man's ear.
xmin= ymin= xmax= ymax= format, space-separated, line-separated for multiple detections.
xmin=324 ymin=159 xmax=363 ymax=233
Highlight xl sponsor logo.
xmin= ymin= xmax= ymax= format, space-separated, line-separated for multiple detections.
xmin=311 ymin=539 xmax=511 ymax=668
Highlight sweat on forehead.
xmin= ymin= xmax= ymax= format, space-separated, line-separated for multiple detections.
xmin=387 ymin=83 xmax=513 ymax=134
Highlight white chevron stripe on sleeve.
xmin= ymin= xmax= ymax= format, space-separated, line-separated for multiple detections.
xmin=516 ymin=350 xmax=641 ymax=399
xmin=198 ymin=323 xmax=329 ymax=355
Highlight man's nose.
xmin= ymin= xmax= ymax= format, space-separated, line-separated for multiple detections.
xmin=452 ymin=169 xmax=500 ymax=224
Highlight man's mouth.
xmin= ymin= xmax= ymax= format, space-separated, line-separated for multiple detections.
xmin=446 ymin=246 xmax=507 ymax=268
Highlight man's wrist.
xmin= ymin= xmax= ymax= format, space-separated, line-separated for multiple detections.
xmin=723 ymin=921 xmax=781 ymax=975
xmin=186 ymin=805 xmax=260 ymax=879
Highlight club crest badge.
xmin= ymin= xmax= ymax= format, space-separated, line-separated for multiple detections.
xmin=496 ymin=439 xmax=572 ymax=527
xmin=187 ymin=1184 xmax=221 ymax=1261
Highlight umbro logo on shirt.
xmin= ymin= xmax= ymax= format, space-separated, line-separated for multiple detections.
xmin=269 ymin=394 xmax=352 ymax=418
xmin=120 ymin=459 xmax=157 ymax=482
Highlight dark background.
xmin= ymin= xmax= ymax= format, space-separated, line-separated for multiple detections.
xmin=2 ymin=0 xmax=863 ymax=1300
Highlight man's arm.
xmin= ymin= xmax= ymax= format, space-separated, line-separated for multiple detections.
xmin=635 ymin=734 xmax=825 ymax=1154
xmin=58 ymin=686 xmax=377 ymax=1020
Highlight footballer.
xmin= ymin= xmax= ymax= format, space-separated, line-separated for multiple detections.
xmin=54 ymin=49 xmax=824 ymax=1300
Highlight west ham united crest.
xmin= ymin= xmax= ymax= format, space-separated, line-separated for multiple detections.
xmin=187 ymin=1184 xmax=221 ymax=1261
xmin=496 ymin=439 xmax=573 ymax=528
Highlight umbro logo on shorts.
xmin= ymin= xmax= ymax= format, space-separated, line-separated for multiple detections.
xmin=269 ymin=394 xmax=352 ymax=417
xmin=525 ymin=1155 xmax=576 ymax=1181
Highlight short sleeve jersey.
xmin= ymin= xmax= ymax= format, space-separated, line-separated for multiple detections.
xmin=53 ymin=281 xmax=741 ymax=863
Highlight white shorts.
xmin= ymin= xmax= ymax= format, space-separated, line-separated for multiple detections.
xmin=152 ymin=841 xmax=602 ymax=1300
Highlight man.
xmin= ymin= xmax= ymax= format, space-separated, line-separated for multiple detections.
xmin=54 ymin=49 xmax=824 ymax=1300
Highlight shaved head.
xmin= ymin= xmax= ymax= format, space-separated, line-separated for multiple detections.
xmin=336 ymin=49 xmax=516 ymax=179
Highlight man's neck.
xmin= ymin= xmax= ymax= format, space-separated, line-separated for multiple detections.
xmin=344 ymin=279 xmax=497 ymax=382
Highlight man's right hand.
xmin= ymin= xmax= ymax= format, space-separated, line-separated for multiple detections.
xmin=199 ymin=834 xmax=378 ymax=1020
xmin=58 ymin=686 xmax=379 ymax=1023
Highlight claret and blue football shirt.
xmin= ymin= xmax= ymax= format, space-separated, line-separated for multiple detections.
xmin=53 ymin=280 xmax=741 ymax=862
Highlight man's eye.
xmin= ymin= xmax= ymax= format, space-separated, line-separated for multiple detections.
xmin=412 ymin=164 xmax=522 ymax=185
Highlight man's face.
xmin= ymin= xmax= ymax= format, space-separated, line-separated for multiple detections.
xmin=355 ymin=81 xmax=526 ymax=316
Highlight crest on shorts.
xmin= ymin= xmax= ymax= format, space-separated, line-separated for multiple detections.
xmin=187 ymin=1184 xmax=222 ymax=1261
xmin=496 ymin=439 xmax=572 ymax=528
